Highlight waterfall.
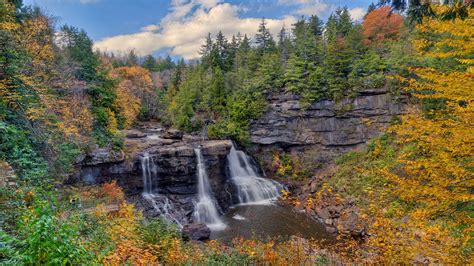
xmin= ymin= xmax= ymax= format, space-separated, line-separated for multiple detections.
xmin=140 ymin=153 xmax=182 ymax=228
xmin=227 ymin=144 xmax=283 ymax=205
xmin=193 ymin=148 xmax=226 ymax=230
xmin=141 ymin=153 xmax=156 ymax=194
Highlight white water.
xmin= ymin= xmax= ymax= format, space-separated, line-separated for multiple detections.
xmin=141 ymin=153 xmax=156 ymax=194
xmin=140 ymin=153 xmax=182 ymax=228
xmin=193 ymin=148 xmax=226 ymax=231
xmin=227 ymin=144 xmax=283 ymax=205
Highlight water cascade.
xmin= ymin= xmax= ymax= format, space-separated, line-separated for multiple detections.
xmin=227 ymin=144 xmax=283 ymax=205
xmin=193 ymin=148 xmax=226 ymax=230
xmin=140 ymin=153 xmax=182 ymax=227
xmin=141 ymin=153 xmax=156 ymax=194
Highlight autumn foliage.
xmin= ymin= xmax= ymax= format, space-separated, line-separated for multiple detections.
xmin=309 ymin=7 xmax=474 ymax=264
xmin=110 ymin=66 xmax=153 ymax=128
xmin=363 ymin=6 xmax=404 ymax=46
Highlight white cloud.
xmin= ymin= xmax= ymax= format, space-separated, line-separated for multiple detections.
xmin=349 ymin=7 xmax=366 ymax=21
xmin=94 ymin=2 xmax=295 ymax=59
xmin=141 ymin=24 xmax=160 ymax=32
xmin=278 ymin=0 xmax=332 ymax=17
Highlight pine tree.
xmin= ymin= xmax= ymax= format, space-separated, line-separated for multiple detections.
xmin=209 ymin=67 xmax=226 ymax=112
xmin=126 ymin=49 xmax=138 ymax=66
xmin=308 ymin=15 xmax=323 ymax=37
xmin=59 ymin=25 xmax=99 ymax=81
xmin=168 ymin=58 xmax=185 ymax=98
xmin=278 ymin=26 xmax=292 ymax=65
xmin=142 ymin=55 xmax=158 ymax=72
xmin=255 ymin=18 xmax=276 ymax=54
xmin=199 ymin=33 xmax=213 ymax=68
xmin=157 ymin=55 xmax=175 ymax=71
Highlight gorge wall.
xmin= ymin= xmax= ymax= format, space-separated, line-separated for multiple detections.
xmin=249 ymin=88 xmax=407 ymax=176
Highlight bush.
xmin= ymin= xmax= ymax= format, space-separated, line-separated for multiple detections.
xmin=0 ymin=197 xmax=94 ymax=265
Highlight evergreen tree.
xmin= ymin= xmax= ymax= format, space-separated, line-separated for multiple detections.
xmin=199 ymin=33 xmax=213 ymax=56
xmin=126 ymin=49 xmax=139 ymax=66
xmin=255 ymin=18 xmax=276 ymax=54
xmin=209 ymin=67 xmax=226 ymax=112
xmin=215 ymin=31 xmax=231 ymax=70
xmin=59 ymin=25 xmax=99 ymax=81
xmin=278 ymin=26 xmax=292 ymax=65
xmin=308 ymin=15 xmax=324 ymax=37
xmin=254 ymin=53 xmax=284 ymax=91
xmin=168 ymin=58 xmax=185 ymax=98
xmin=157 ymin=55 xmax=175 ymax=71
xmin=142 ymin=55 xmax=158 ymax=72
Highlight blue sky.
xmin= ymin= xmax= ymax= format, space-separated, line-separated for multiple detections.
xmin=24 ymin=0 xmax=374 ymax=59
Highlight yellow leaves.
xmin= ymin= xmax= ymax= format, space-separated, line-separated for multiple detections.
xmin=0 ymin=1 xmax=19 ymax=32
xmin=115 ymin=84 xmax=140 ymax=129
xmin=110 ymin=66 xmax=154 ymax=129
xmin=357 ymin=10 xmax=474 ymax=264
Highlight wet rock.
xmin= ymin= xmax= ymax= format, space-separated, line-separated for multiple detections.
xmin=122 ymin=129 xmax=147 ymax=139
xmin=200 ymin=140 xmax=232 ymax=156
xmin=182 ymin=223 xmax=211 ymax=241
xmin=162 ymin=129 xmax=183 ymax=140
xmin=74 ymin=131 xmax=236 ymax=225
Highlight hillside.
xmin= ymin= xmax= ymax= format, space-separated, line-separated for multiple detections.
xmin=0 ymin=0 xmax=472 ymax=264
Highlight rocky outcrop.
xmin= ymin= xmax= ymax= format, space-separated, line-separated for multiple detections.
xmin=250 ymin=88 xmax=407 ymax=169
xmin=251 ymin=89 xmax=405 ymax=237
xmin=80 ymin=148 xmax=125 ymax=166
xmin=73 ymin=129 xmax=235 ymax=225
xmin=182 ymin=223 xmax=211 ymax=241
xmin=162 ymin=128 xmax=184 ymax=140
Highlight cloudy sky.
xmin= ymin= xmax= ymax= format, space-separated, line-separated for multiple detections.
xmin=24 ymin=0 xmax=373 ymax=59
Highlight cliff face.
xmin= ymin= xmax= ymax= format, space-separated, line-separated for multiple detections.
xmin=72 ymin=132 xmax=235 ymax=224
xmin=250 ymin=88 xmax=407 ymax=173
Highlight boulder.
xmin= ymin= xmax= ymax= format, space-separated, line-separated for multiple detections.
xmin=182 ymin=223 xmax=211 ymax=241
xmin=162 ymin=129 xmax=183 ymax=140
xmin=200 ymin=140 xmax=233 ymax=156
xmin=122 ymin=129 xmax=147 ymax=139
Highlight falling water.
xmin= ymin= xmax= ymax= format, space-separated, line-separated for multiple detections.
xmin=193 ymin=148 xmax=226 ymax=230
xmin=227 ymin=144 xmax=283 ymax=205
xmin=141 ymin=153 xmax=156 ymax=194
xmin=140 ymin=153 xmax=182 ymax=228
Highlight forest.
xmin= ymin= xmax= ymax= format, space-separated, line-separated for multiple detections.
xmin=0 ymin=0 xmax=472 ymax=264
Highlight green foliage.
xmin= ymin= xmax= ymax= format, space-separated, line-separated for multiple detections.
xmin=165 ymin=6 xmax=411 ymax=143
xmin=0 ymin=122 xmax=48 ymax=181
xmin=59 ymin=25 xmax=99 ymax=82
xmin=0 ymin=196 xmax=94 ymax=265
xmin=140 ymin=218 xmax=180 ymax=244
xmin=331 ymin=134 xmax=396 ymax=205
xmin=0 ymin=187 xmax=24 ymax=233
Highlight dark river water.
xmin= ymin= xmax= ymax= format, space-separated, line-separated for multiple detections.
xmin=210 ymin=203 xmax=334 ymax=244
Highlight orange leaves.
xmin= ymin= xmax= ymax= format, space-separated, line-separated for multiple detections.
xmin=363 ymin=6 xmax=404 ymax=46
xmin=98 ymin=181 xmax=125 ymax=203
